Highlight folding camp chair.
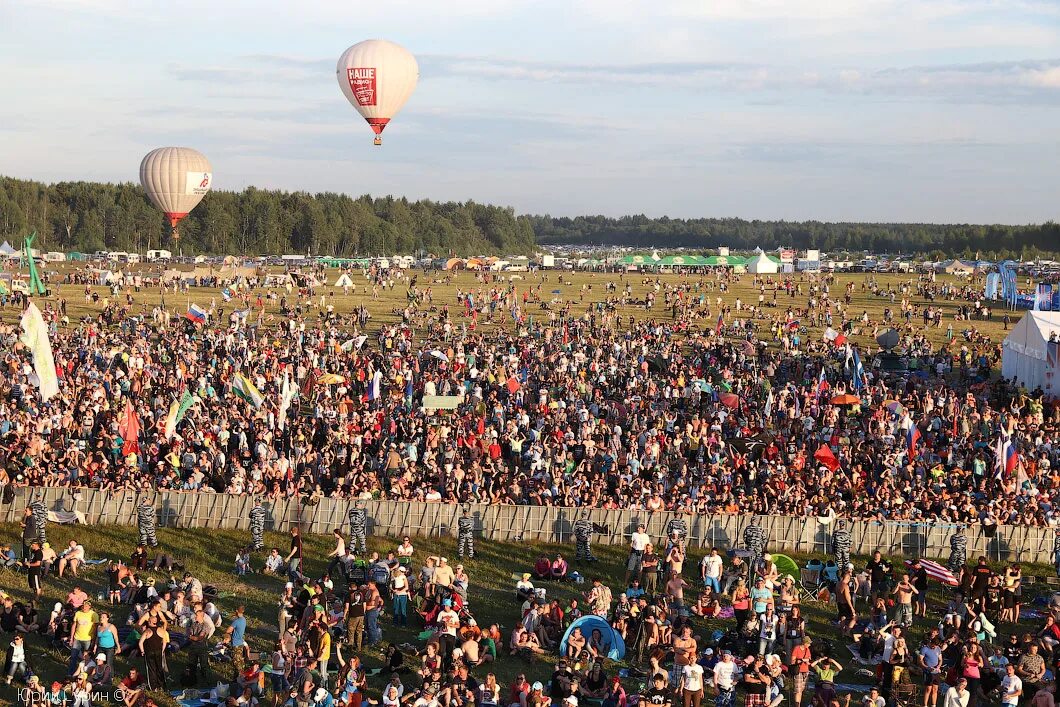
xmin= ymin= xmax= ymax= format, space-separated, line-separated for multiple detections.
xmin=799 ymin=559 xmax=825 ymax=601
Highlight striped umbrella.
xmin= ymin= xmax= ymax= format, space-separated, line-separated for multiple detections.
xmin=881 ymin=399 xmax=906 ymax=417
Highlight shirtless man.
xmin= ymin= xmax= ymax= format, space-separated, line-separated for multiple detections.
xmin=891 ymin=573 xmax=918 ymax=627
xmin=666 ymin=571 xmax=689 ymax=613
xmin=837 ymin=569 xmax=856 ymax=635
xmin=673 ymin=625 xmax=698 ymax=684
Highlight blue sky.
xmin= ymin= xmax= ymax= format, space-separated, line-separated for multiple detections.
xmin=1 ymin=0 xmax=1058 ymax=223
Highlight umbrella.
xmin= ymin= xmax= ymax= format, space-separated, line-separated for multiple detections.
xmin=719 ymin=393 xmax=741 ymax=409
xmin=876 ymin=329 xmax=900 ymax=351
xmin=881 ymin=399 xmax=905 ymax=416
xmin=317 ymin=373 xmax=346 ymax=385
xmin=428 ymin=350 xmax=449 ymax=362
xmin=693 ymin=379 xmax=713 ymax=393
xmin=830 ymin=394 xmax=860 ymax=406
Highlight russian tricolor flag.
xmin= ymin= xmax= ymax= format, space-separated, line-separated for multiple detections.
xmin=907 ymin=425 xmax=922 ymax=460
xmin=1005 ymin=442 xmax=1020 ymax=475
xmin=815 ymin=367 xmax=830 ymax=398
xmin=185 ymin=303 xmax=207 ymax=324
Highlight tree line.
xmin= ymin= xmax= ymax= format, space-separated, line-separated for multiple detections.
xmin=1 ymin=175 xmax=1056 ymax=258
xmin=528 ymin=215 xmax=1060 ymax=260
xmin=0 ymin=176 xmax=535 ymax=256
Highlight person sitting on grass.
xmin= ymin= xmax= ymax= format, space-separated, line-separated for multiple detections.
xmin=263 ymin=548 xmax=285 ymax=575
xmin=533 ymin=555 xmax=551 ymax=580
xmin=57 ymin=539 xmax=86 ymax=579
xmin=516 ymin=574 xmax=536 ymax=603
xmin=551 ymin=554 xmax=569 ymax=581
xmin=235 ymin=547 xmax=252 ymax=576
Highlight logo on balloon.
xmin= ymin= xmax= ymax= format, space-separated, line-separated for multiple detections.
xmin=347 ymin=67 xmax=377 ymax=106
xmin=185 ymin=172 xmax=212 ymax=196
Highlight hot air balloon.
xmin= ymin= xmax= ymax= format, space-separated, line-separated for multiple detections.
xmin=139 ymin=147 xmax=212 ymax=242
xmin=336 ymin=40 xmax=418 ymax=146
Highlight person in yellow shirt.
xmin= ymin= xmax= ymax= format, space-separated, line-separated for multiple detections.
xmin=69 ymin=600 xmax=98 ymax=675
xmin=317 ymin=621 xmax=332 ymax=688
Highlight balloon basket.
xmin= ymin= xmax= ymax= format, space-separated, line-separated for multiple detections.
xmin=374 ymin=137 xmax=382 ymax=146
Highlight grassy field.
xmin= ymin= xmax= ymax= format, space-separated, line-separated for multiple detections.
xmin=0 ymin=522 xmax=1050 ymax=707
xmin=10 ymin=266 xmax=1010 ymax=351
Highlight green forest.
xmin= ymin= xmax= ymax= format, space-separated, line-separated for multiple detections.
xmin=0 ymin=175 xmax=1056 ymax=258
xmin=530 ymin=215 xmax=1060 ymax=260
xmin=0 ymin=177 xmax=536 ymax=257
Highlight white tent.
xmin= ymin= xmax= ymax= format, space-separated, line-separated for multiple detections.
xmin=1002 ymin=311 xmax=1060 ymax=396
xmin=0 ymin=241 xmax=15 ymax=256
xmin=334 ymin=273 xmax=353 ymax=287
xmin=747 ymin=253 xmax=779 ymax=274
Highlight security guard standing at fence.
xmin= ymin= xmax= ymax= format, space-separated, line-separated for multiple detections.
xmin=249 ymin=500 xmax=266 ymax=551
xmin=948 ymin=525 xmax=967 ymax=575
xmin=573 ymin=513 xmax=597 ymax=563
xmin=457 ymin=505 xmax=475 ymax=560
xmin=348 ymin=501 xmax=368 ymax=555
xmin=832 ymin=519 xmax=852 ymax=572
xmin=744 ymin=516 xmax=767 ymax=577
xmin=137 ymin=497 xmax=159 ymax=548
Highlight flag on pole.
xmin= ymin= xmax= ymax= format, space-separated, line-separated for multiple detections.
xmin=118 ymin=400 xmax=141 ymax=456
xmin=1005 ymin=443 xmax=1020 ymax=476
xmin=164 ymin=390 xmax=199 ymax=439
xmin=907 ymin=425 xmax=922 ymax=460
xmin=185 ymin=303 xmax=207 ymax=324
xmin=994 ymin=435 xmax=1011 ymax=480
xmin=19 ymin=302 xmax=59 ymax=402
xmin=278 ymin=370 xmax=298 ymax=430
xmin=815 ymin=367 xmax=830 ymax=399
xmin=904 ymin=558 xmax=958 ymax=586
xmin=814 ymin=445 xmax=840 ymax=472
xmin=221 ymin=287 xmax=233 ymax=302
xmin=163 ymin=398 xmax=180 ymax=440
xmin=851 ymin=349 xmax=865 ymax=391
xmin=715 ymin=312 xmax=724 ymax=335
xmin=232 ymin=373 xmax=265 ymax=408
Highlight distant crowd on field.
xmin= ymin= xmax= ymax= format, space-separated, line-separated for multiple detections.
xmin=0 ymin=268 xmax=1057 ymax=531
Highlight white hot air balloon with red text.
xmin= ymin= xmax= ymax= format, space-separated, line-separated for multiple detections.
xmin=139 ymin=147 xmax=212 ymax=242
xmin=336 ymin=40 xmax=418 ymax=146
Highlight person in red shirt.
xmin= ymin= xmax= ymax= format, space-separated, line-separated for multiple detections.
xmin=119 ymin=668 xmax=146 ymax=707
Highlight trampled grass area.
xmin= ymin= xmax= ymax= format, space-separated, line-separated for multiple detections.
xmin=0 ymin=522 xmax=1049 ymax=707
xmin=8 ymin=268 xmax=1010 ymax=352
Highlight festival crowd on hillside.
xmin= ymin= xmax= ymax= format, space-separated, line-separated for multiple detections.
xmin=0 ymin=271 xmax=1055 ymax=528
xmin=1 ymin=269 xmax=1059 ymax=707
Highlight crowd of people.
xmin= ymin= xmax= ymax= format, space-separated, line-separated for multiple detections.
xmin=6 ymin=501 xmax=1060 ymax=707
xmin=0 ymin=268 xmax=1055 ymax=528
xmin=0 ymin=266 xmax=1058 ymax=706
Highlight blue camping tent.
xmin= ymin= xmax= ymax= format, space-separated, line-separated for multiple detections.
xmin=559 ymin=615 xmax=626 ymax=661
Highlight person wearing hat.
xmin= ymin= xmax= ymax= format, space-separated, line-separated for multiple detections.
xmin=517 ymin=573 xmax=536 ymax=603
xmin=89 ymin=651 xmax=113 ymax=692
xmin=713 ymin=650 xmax=737 ymax=707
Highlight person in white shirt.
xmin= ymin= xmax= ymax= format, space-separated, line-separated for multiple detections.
xmin=1001 ymin=664 xmax=1023 ymax=707
xmin=713 ymin=651 xmax=737 ymax=707
xmin=682 ymin=662 xmax=705 ymax=707
xmin=943 ymin=678 xmax=969 ymax=707
xmin=58 ymin=541 xmax=86 ymax=579
xmin=700 ymin=548 xmax=723 ymax=594
xmin=627 ymin=525 xmax=651 ymax=585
